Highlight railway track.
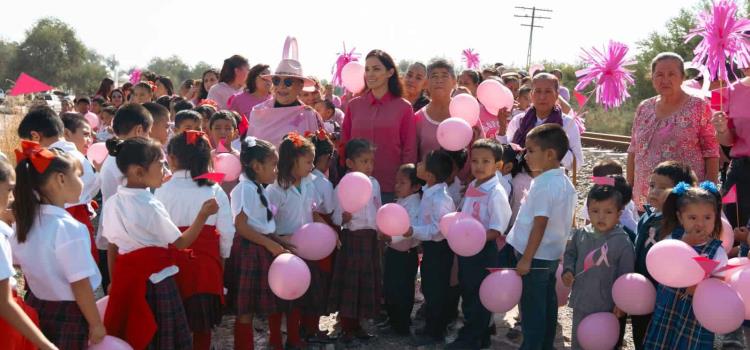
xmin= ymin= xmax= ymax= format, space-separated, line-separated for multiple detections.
xmin=581 ymin=132 xmax=631 ymax=152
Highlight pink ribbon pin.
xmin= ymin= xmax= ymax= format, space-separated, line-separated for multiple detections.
xmin=583 ymin=242 xmax=610 ymax=272
xmin=465 ymin=185 xmax=487 ymax=198
xmin=471 ymin=202 xmax=481 ymax=220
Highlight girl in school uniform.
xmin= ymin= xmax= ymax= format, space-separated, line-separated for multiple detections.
xmin=101 ymin=137 xmax=218 ymax=350
xmin=225 ymin=136 xmax=286 ymax=350
xmin=328 ymin=138 xmax=382 ymax=344
xmin=266 ymin=132 xmax=325 ymax=348
xmin=11 ymin=141 xmax=104 ymax=349
xmin=0 ymin=158 xmax=57 ymax=350
xmin=155 ymin=131 xmax=236 ymax=350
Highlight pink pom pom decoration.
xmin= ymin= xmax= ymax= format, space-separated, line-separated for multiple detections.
xmin=331 ymin=43 xmax=360 ymax=89
xmin=461 ymin=49 xmax=481 ymax=70
xmin=575 ymin=40 xmax=636 ymax=110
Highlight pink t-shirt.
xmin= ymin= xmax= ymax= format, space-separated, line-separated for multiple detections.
xmin=229 ymin=91 xmax=270 ymax=117
xmin=478 ymin=105 xmax=499 ymax=139
xmin=415 ymin=107 xmax=442 ymax=161
xmin=722 ymin=81 xmax=750 ymax=157
xmin=207 ymin=82 xmax=243 ymax=109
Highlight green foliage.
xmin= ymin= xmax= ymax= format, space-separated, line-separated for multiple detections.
xmin=0 ymin=40 xmax=18 ymax=90
xmin=146 ymin=55 xmax=192 ymax=84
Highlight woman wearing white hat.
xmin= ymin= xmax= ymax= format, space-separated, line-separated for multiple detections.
xmin=246 ymin=37 xmax=322 ymax=147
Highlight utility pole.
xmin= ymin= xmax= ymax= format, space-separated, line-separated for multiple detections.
xmin=514 ymin=6 xmax=552 ymax=69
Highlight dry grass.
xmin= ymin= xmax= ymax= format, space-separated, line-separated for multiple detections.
xmin=0 ymin=114 xmax=22 ymax=162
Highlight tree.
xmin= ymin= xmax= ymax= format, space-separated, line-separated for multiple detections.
xmin=147 ymin=55 xmax=192 ymax=84
xmin=190 ymin=61 xmax=216 ymax=79
xmin=0 ymin=40 xmax=18 ymax=89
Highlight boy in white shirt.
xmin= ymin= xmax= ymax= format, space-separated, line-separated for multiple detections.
xmin=506 ymin=124 xmax=577 ymax=349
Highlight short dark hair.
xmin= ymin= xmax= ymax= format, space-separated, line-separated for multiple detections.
xmin=219 ymin=55 xmax=249 ymax=84
xmin=398 ymin=163 xmax=425 ymax=188
xmin=60 ymin=112 xmax=89 ymax=133
xmin=653 ymin=161 xmax=697 ymax=187
xmin=106 ymin=137 xmax=163 ymax=174
xmin=345 ymin=138 xmax=375 ymax=161
xmin=112 ymin=103 xmax=153 ymax=136
xmin=526 ymin=124 xmax=569 ymax=161
xmin=101 ymin=105 xmax=117 ymax=117
xmin=518 ymin=86 xmax=532 ymax=97
xmin=18 ymin=106 xmax=63 ymax=139
xmin=593 ymin=159 xmax=624 ymax=177
xmin=75 ymin=96 xmax=91 ymax=105
xmin=209 ymin=110 xmax=237 ymax=130
xmin=427 ymin=59 xmax=456 ymax=79
xmin=316 ymin=99 xmax=336 ymax=112
xmin=142 ymin=102 xmax=170 ymax=123
xmin=174 ymin=110 xmax=202 ymax=129
xmin=92 ymin=96 xmax=106 ymax=106
xmin=461 ymin=69 xmax=482 ymax=85
xmin=155 ymin=95 xmax=172 ymax=110
xmin=173 ymin=99 xmax=195 ymax=114
xmin=470 ymin=138 xmax=503 ymax=162
xmin=587 ymin=184 xmax=625 ymax=210
xmin=445 ymin=149 xmax=468 ymax=172
xmin=424 ymin=149 xmax=454 ymax=183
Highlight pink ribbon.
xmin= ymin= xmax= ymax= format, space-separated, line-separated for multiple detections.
xmin=591 ymin=176 xmax=615 ymax=186
xmin=645 ymin=228 xmax=657 ymax=247
xmin=471 ymin=202 xmax=481 ymax=220
xmin=216 ymin=138 xmax=229 ymax=153
xmin=465 ymin=185 xmax=487 ymax=198
xmin=269 ymin=204 xmax=278 ymax=217
xmin=583 ymin=242 xmax=610 ymax=272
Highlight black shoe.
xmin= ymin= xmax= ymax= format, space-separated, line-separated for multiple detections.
xmin=410 ymin=334 xmax=444 ymax=347
xmin=378 ymin=326 xmax=410 ymax=338
xmin=445 ymin=339 xmax=479 ymax=350
xmin=375 ymin=316 xmax=391 ymax=329
xmin=480 ymin=335 xmax=491 ymax=348
xmin=305 ymin=333 xmax=335 ymax=344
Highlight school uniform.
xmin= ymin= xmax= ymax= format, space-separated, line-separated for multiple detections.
xmin=311 ymin=169 xmax=335 ymax=215
xmin=0 ymin=221 xmax=40 ymax=350
xmin=154 ymin=170 xmax=235 ymax=333
xmin=328 ymin=175 xmax=382 ymax=320
xmin=456 ymin=176 xmax=512 ymax=347
xmin=645 ymin=229 xmax=726 ymax=350
xmin=506 ymin=167 xmax=577 ymax=350
xmin=383 ymin=193 xmax=421 ymax=334
xmin=411 ymin=183 xmax=456 ymax=340
xmin=631 ymin=206 xmax=664 ymax=349
xmin=102 ymin=186 xmax=191 ymax=350
xmin=12 ymin=205 xmax=101 ymax=349
xmin=446 ymin=176 xmax=464 ymax=208
xmin=225 ymin=176 xmax=282 ymax=316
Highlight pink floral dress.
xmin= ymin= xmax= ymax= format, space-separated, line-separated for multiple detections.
xmin=628 ymin=95 xmax=719 ymax=211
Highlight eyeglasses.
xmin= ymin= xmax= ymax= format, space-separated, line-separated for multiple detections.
xmin=272 ymin=77 xmax=296 ymax=87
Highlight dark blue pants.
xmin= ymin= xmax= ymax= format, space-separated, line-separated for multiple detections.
xmin=421 ymin=240 xmax=454 ymax=339
xmin=456 ymin=241 xmax=499 ymax=346
xmin=383 ymin=246 xmax=418 ymax=334
xmin=516 ymin=253 xmax=559 ymax=350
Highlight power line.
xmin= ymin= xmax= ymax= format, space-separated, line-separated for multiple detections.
xmin=514 ymin=6 xmax=552 ymax=69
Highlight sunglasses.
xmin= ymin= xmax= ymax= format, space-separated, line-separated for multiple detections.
xmin=272 ymin=77 xmax=297 ymax=87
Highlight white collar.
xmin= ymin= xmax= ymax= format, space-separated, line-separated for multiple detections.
xmin=171 ymin=170 xmax=192 ymax=179
xmin=471 ymin=175 xmax=500 ymax=192
xmin=422 ymin=183 xmax=447 ymax=197
xmin=40 ymin=204 xmax=71 ymax=218
xmin=398 ymin=192 xmax=421 ymax=204
xmin=537 ymin=167 xmax=565 ymax=180
xmin=116 ymin=186 xmax=153 ymax=197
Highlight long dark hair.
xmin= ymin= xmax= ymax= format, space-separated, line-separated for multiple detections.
xmin=105 ymin=137 xmax=163 ymax=174
xmin=240 ymin=137 xmax=276 ymax=221
xmin=167 ymin=132 xmax=213 ymax=187
xmin=277 ymin=134 xmax=315 ymax=189
xmin=13 ymin=147 xmax=76 ymax=243
xmin=365 ymin=50 xmax=403 ymax=97
xmin=246 ymin=64 xmax=270 ymax=94
xmin=156 ymin=76 xmax=174 ymax=96
xmin=95 ymin=78 xmax=115 ymax=100
xmin=219 ymin=55 xmax=249 ymax=84
xmin=199 ymin=69 xmax=220 ymax=100
xmin=660 ymin=184 xmax=722 ymax=240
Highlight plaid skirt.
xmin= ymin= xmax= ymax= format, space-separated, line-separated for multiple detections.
xmin=327 ymin=229 xmax=382 ymax=319
xmin=26 ymin=293 xmax=88 ymax=350
xmin=184 ymin=293 xmax=222 ymax=332
xmin=225 ymin=235 xmax=288 ymax=315
xmin=296 ymin=257 xmax=332 ymax=315
xmin=644 ymin=285 xmax=713 ymax=350
xmin=145 ymin=276 xmax=192 ymax=350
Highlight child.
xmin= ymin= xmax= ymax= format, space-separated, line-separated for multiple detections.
xmin=583 ymin=159 xmax=639 ymax=234
xmin=209 ymin=111 xmax=241 ymax=195
xmin=329 ymin=138 xmax=382 ymax=344
xmin=497 ymin=143 xmax=520 ymax=200
xmin=11 ymin=141 xmax=104 ymax=348
xmin=102 ymin=137 xmax=218 ymax=349
xmin=405 ymin=150 xmax=456 ymax=346
xmin=132 ymin=81 xmax=156 ymax=104
xmin=143 ymin=102 xmax=170 ymax=146
xmin=506 ymin=124 xmax=577 ymax=349
xmin=60 ymin=112 xmax=93 ymax=155
xmin=266 ymin=133 xmax=323 ymax=348
xmin=631 ymin=161 xmax=696 ymax=349
xmin=154 ymin=131 xmax=235 ymax=350
xmin=96 ymin=105 xmax=116 ymax=142
xmin=174 ymin=110 xmax=203 ymax=134
xmin=645 ymin=182 xmax=727 ymax=349
xmin=194 ymin=103 xmax=218 ymax=133
xmin=445 ymin=149 xmax=468 ymax=208
xmin=562 ymin=184 xmax=635 ymax=350
xmin=313 ymin=100 xmax=340 ymax=136
xmin=91 ymin=96 xmax=106 ymax=116
xmin=382 ymin=163 xmax=423 ymax=337
xmin=75 ymin=96 xmax=91 ymax=115
xmin=0 ymin=159 xmax=57 ymax=350
xmin=451 ymin=139 xmax=512 ymax=349
xmin=225 ymin=137 xmax=286 ymax=350
xmin=307 ymin=129 xmax=335 ymax=219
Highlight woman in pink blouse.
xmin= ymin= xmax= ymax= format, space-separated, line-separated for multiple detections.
xmin=229 ymin=64 xmax=272 ymax=117
xmin=207 ymin=55 xmax=249 ymax=109
xmin=341 ymin=50 xmax=417 ymax=203
xmin=627 ymin=52 xmax=720 ymax=211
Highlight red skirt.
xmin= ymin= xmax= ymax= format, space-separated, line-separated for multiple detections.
xmin=25 ymin=292 xmax=88 ymax=350
xmin=225 ymin=235 xmax=288 ymax=315
xmin=144 ymin=276 xmax=192 ymax=350
xmin=0 ymin=292 xmax=39 ymax=350
xmin=327 ymin=229 xmax=382 ymax=319
xmin=296 ymin=257 xmax=332 ymax=315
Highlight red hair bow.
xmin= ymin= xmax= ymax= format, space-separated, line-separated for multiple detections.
xmin=304 ymin=128 xmax=328 ymax=142
xmin=14 ymin=140 xmax=55 ymax=173
xmin=286 ymin=132 xmax=305 ymax=148
xmin=145 ymin=81 xmax=157 ymax=92
xmin=185 ymin=130 xmax=208 ymax=145
xmin=198 ymin=99 xmax=219 ymax=109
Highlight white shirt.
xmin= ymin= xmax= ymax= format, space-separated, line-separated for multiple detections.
xmin=446 ymin=176 xmax=464 ymax=208
xmin=12 ymin=205 xmax=101 ymax=301
xmin=507 ymin=168 xmax=576 ymax=260
xmin=311 ymin=169 xmax=335 ymax=215
xmin=155 ymin=170 xmax=236 ymax=258
xmin=389 ymin=193 xmax=422 ymax=249
xmin=333 ymin=176 xmax=381 ymax=231
xmin=461 ymin=176 xmax=512 ymax=234
xmin=230 ymin=175 xmax=276 ymax=235
xmin=412 ymin=183 xmax=456 ymax=242
xmin=0 ymin=221 xmax=16 ymax=290
xmin=582 ymin=199 xmax=639 ymax=234
xmin=499 ymin=113 xmax=584 ymax=171
xmin=510 ymin=172 xmax=534 ymax=228
xmin=95 ymin=155 xmax=125 ymax=249
xmin=267 ymin=176 xmax=318 ymax=235
xmin=496 ymin=172 xmax=513 ymax=200
xmin=50 ymin=140 xmax=100 ymax=206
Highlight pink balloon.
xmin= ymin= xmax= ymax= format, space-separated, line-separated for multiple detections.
xmin=439 ymin=212 xmax=471 ymax=236
xmin=87 ymin=142 xmax=109 ymax=164
xmin=611 ymin=273 xmax=656 ymax=315
xmin=449 ymin=94 xmax=480 ymax=126
xmin=477 ymin=80 xmax=514 ymax=114
xmin=291 ymin=223 xmax=337 ymax=261
xmin=723 ymin=257 xmax=750 ymax=282
xmin=447 ymin=217 xmax=486 ymax=257
xmin=341 ymin=61 xmax=365 ymax=93
xmin=268 ymin=253 xmax=311 ymax=300
xmin=479 ymin=270 xmax=522 ymax=313
xmin=213 ymin=153 xmax=241 ymax=182
xmin=88 ymin=335 xmax=133 ymax=350
xmin=728 ymin=267 xmax=750 ymax=319
xmin=437 ymin=117 xmax=473 ymax=151
xmin=646 ymin=239 xmax=704 ymax=288
xmin=96 ymin=296 xmax=108 ymax=320
xmin=84 ymin=112 xmax=99 ymax=130
xmin=376 ymin=203 xmax=410 ymax=236
xmin=555 ymin=264 xmax=571 ymax=307
xmin=336 ymin=172 xmax=373 ymax=213
xmin=577 ymin=312 xmax=620 ymax=350
xmin=693 ymin=278 xmax=745 ymax=333
xmin=720 ymin=218 xmax=734 ymax=253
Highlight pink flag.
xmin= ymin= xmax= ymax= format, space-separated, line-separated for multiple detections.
xmin=574 ymin=91 xmax=588 ymax=108
xmin=193 ymin=172 xmax=226 ymax=183
xmin=9 ymin=73 xmax=53 ymax=96
xmin=723 ymin=185 xmax=737 ymax=204
xmin=216 ymin=138 xmax=229 ymax=153
xmin=692 ymin=256 xmax=720 ymax=278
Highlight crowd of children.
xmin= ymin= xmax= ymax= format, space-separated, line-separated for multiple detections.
xmin=0 ymin=52 xmax=748 ymax=350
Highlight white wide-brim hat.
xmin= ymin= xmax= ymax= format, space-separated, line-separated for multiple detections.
xmin=262 ymin=36 xmax=315 ymax=88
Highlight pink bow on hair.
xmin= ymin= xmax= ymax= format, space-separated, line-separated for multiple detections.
xmin=591 ymin=176 xmax=615 ymax=186
xmin=465 ymin=185 xmax=487 ymax=198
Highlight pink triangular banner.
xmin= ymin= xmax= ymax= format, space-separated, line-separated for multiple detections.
xmin=693 ymin=256 xmax=720 ymax=278
xmin=9 ymin=73 xmax=53 ymax=96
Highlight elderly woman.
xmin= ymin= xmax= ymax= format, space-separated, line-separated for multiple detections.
xmin=341 ymin=49 xmax=417 ymax=203
xmin=403 ymin=62 xmax=430 ymax=112
xmin=208 ymin=55 xmax=250 ymax=109
xmin=627 ymin=52 xmax=719 ymax=211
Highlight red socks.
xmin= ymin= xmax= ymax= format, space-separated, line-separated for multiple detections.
xmin=233 ymin=322 xmax=254 ymax=350
xmin=341 ymin=317 xmax=360 ymax=333
xmin=269 ymin=313 xmax=283 ymax=349
xmin=268 ymin=310 xmax=302 ymax=349
xmin=193 ymin=331 xmax=211 ymax=350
